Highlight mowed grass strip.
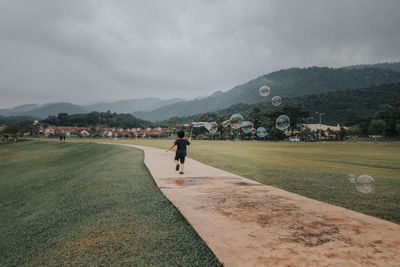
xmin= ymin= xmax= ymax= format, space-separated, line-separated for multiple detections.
xmin=0 ymin=141 xmax=221 ymax=266
xmin=103 ymin=139 xmax=400 ymax=224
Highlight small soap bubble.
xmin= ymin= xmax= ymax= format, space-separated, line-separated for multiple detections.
xmin=241 ymin=121 xmax=254 ymax=133
xmin=355 ymin=175 xmax=375 ymax=194
xmin=222 ymin=120 xmax=230 ymax=128
xmin=256 ymin=127 xmax=267 ymax=138
xmin=275 ymin=115 xmax=290 ymax=130
xmin=259 ymin=85 xmax=270 ymax=97
xmin=271 ymin=96 xmax=282 ymax=106
xmin=206 ymin=122 xmax=218 ymax=133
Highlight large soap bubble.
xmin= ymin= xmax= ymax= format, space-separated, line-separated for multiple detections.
xmin=206 ymin=122 xmax=218 ymax=133
xmin=256 ymin=127 xmax=267 ymax=138
xmin=275 ymin=115 xmax=290 ymax=130
xmin=355 ymin=175 xmax=375 ymax=193
xmin=259 ymin=85 xmax=270 ymax=97
xmin=241 ymin=121 xmax=254 ymax=133
xmin=230 ymin=114 xmax=244 ymax=129
xmin=271 ymin=96 xmax=282 ymax=106
xmin=192 ymin=122 xmax=208 ymax=128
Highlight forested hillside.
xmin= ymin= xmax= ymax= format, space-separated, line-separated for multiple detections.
xmin=135 ymin=66 xmax=400 ymax=121
xmin=162 ymin=83 xmax=400 ymax=126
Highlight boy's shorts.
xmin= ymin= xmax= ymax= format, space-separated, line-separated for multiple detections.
xmin=175 ymin=153 xmax=186 ymax=164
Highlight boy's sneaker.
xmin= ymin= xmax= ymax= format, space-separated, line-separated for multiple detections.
xmin=179 ymin=171 xmax=184 ymax=175
xmin=175 ymin=164 xmax=180 ymax=171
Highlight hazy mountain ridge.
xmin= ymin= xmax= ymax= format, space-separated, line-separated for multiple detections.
xmin=0 ymin=102 xmax=87 ymax=118
xmin=342 ymin=62 xmax=400 ymax=73
xmin=134 ymin=65 xmax=400 ymax=121
xmin=0 ymin=104 xmax=40 ymax=116
xmin=0 ymin=98 xmax=184 ymax=118
xmin=86 ymin=97 xmax=184 ymax=113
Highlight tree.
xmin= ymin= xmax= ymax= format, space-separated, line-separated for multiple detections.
xmin=268 ymin=127 xmax=285 ymax=141
xmin=299 ymin=127 xmax=313 ymax=139
xmin=368 ymin=119 xmax=386 ymax=136
xmin=346 ymin=125 xmax=361 ymax=136
xmin=374 ymin=104 xmax=397 ymax=137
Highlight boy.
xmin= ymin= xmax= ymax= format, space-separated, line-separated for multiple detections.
xmin=166 ymin=130 xmax=191 ymax=175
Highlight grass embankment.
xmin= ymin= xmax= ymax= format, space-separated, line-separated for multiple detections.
xmin=0 ymin=141 xmax=221 ymax=266
xmin=99 ymin=139 xmax=400 ymax=224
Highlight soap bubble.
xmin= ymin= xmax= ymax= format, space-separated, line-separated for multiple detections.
xmin=355 ymin=175 xmax=375 ymax=193
xmin=271 ymin=96 xmax=282 ymax=106
xmin=230 ymin=114 xmax=244 ymax=129
xmin=348 ymin=174 xmax=356 ymax=183
xmin=275 ymin=115 xmax=290 ymax=130
xmin=256 ymin=127 xmax=267 ymax=138
xmin=259 ymin=85 xmax=270 ymax=97
xmin=241 ymin=121 xmax=254 ymax=133
xmin=222 ymin=120 xmax=230 ymax=128
xmin=206 ymin=122 xmax=218 ymax=133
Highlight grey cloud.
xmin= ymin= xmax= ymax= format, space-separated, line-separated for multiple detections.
xmin=0 ymin=0 xmax=399 ymax=108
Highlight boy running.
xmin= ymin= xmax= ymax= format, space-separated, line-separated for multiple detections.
xmin=166 ymin=130 xmax=191 ymax=175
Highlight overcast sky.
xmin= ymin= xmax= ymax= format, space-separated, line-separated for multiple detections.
xmin=1 ymin=0 xmax=399 ymax=108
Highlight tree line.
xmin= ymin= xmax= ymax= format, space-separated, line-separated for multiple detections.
xmin=42 ymin=111 xmax=153 ymax=128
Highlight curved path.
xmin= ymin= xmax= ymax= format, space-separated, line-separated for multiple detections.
xmin=108 ymin=144 xmax=400 ymax=266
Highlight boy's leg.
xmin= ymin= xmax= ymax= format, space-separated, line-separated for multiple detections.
xmin=179 ymin=156 xmax=185 ymax=174
xmin=174 ymin=155 xmax=180 ymax=171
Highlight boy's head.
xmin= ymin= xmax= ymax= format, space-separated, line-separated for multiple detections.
xmin=177 ymin=130 xmax=185 ymax=138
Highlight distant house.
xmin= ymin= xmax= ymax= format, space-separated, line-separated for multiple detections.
xmin=302 ymin=123 xmax=347 ymax=132
xmin=39 ymin=125 xmax=163 ymax=138
xmin=80 ymin=130 xmax=90 ymax=137
xmin=45 ymin=127 xmax=55 ymax=136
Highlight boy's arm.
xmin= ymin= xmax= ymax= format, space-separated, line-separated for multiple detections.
xmin=166 ymin=144 xmax=176 ymax=152
xmin=188 ymin=138 xmax=191 ymax=145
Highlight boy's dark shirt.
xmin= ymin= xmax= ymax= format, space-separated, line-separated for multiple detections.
xmin=174 ymin=138 xmax=190 ymax=156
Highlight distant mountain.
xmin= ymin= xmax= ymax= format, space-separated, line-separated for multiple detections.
xmin=134 ymin=65 xmax=400 ymax=121
xmin=0 ymin=104 xmax=39 ymax=116
xmin=165 ymin=83 xmax=400 ymax=126
xmin=0 ymin=97 xmax=184 ymax=119
xmin=86 ymin=97 xmax=184 ymax=113
xmin=342 ymin=62 xmax=400 ymax=73
xmin=0 ymin=102 xmax=87 ymax=118
xmin=26 ymin=102 xmax=88 ymax=118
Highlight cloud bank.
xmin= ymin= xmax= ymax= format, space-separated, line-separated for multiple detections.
xmin=1 ymin=0 xmax=399 ymax=108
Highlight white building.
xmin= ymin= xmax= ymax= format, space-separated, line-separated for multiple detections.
xmin=80 ymin=130 xmax=90 ymax=137
xmin=302 ymin=123 xmax=347 ymax=132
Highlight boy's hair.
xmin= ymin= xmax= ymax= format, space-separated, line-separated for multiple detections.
xmin=177 ymin=130 xmax=185 ymax=138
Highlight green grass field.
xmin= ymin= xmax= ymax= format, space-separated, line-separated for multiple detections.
xmin=0 ymin=141 xmax=221 ymax=266
xmin=101 ymin=139 xmax=400 ymax=224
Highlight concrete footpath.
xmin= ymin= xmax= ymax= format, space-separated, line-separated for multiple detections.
xmin=111 ymin=144 xmax=400 ymax=266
